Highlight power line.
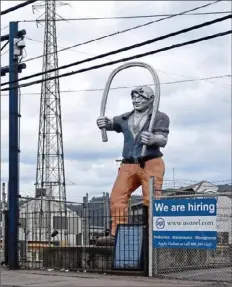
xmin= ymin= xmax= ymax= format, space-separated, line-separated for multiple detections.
xmin=1 ymin=49 xmax=9 ymax=56
xmin=1 ymin=75 xmax=230 ymax=97
xmin=1 ymin=0 xmax=37 ymax=16
xmin=155 ymin=68 xmax=230 ymax=88
xmin=1 ymin=40 xmax=9 ymax=51
xmin=1 ymin=29 xmax=231 ymax=92
xmin=1 ymin=54 xmax=228 ymax=89
xmin=1 ymin=25 xmax=9 ymax=31
xmin=2 ymin=13 xmax=231 ymax=87
xmin=19 ymin=11 xmax=230 ymax=22
xmin=25 ymin=36 xmax=113 ymax=59
xmin=19 ymin=0 xmax=224 ymax=65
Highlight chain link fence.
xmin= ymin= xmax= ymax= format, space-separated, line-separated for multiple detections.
xmin=1 ymin=179 xmax=231 ymax=283
xmin=150 ymin=182 xmax=232 ymax=284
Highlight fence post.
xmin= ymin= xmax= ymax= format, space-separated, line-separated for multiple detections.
xmin=86 ymin=193 xmax=89 ymax=245
xmin=105 ymin=193 xmax=110 ymax=230
xmin=47 ymin=186 xmax=52 ymax=247
xmin=4 ymin=210 xmax=9 ymax=266
xmin=148 ymin=176 xmax=154 ymax=277
xmin=82 ymin=196 xmax=86 ymax=246
xmin=25 ymin=197 xmax=29 ymax=261
xmin=103 ymin=192 xmax=106 ymax=230
xmin=1 ymin=183 xmax=6 ymax=262
xmin=153 ymin=177 xmax=159 ymax=277
xmin=0 ymin=183 xmax=2 ymax=255
xmin=143 ymin=204 xmax=149 ymax=276
xmin=82 ymin=194 xmax=89 ymax=246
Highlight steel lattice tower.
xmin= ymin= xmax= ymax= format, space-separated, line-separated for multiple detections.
xmin=35 ymin=0 xmax=66 ymax=208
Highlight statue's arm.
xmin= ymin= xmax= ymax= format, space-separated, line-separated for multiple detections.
xmin=111 ymin=116 xmax=122 ymax=133
xmin=97 ymin=115 xmax=122 ymax=133
xmin=149 ymin=114 xmax=170 ymax=148
xmin=104 ymin=118 xmax=114 ymax=131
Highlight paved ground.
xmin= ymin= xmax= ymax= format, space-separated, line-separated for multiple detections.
xmin=1 ymin=269 xmax=230 ymax=287
xmin=161 ymin=267 xmax=231 ymax=283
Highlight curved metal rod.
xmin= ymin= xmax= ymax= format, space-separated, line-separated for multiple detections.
xmin=100 ymin=61 xmax=160 ymax=157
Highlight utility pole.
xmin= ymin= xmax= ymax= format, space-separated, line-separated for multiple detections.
xmin=6 ymin=21 xmax=26 ymax=269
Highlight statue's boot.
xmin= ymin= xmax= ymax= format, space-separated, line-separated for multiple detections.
xmin=95 ymin=234 xmax=115 ymax=246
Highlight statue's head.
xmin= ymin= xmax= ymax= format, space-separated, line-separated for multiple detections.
xmin=131 ymin=85 xmax=154 ymax=112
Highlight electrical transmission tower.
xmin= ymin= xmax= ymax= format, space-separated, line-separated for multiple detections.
xmin=34 ymin=0 xmax=68 ymax=242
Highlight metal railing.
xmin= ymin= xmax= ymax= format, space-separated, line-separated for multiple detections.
xmin=1 ymin=197 xmax=149 ymax=275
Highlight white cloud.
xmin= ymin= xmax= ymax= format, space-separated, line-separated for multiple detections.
xmin=1 ymin=1 xmax=231 ymax=203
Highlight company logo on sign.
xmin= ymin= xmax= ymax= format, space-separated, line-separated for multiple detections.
xmin=156 ymin=217 xmax=165 ymax=229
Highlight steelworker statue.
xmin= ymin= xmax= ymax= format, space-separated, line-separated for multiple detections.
xmin=96 ymin=71 xmax=170 ymax=246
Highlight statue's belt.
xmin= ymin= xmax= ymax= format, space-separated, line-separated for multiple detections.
xmin=121 ymin=155 xmax=158 ymax=168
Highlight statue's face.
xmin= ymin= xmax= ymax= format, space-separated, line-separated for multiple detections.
xmin=131 ymin=92 xmax=153 ymax=112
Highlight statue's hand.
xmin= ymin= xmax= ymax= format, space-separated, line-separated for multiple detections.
xmin=96 ymin=116 xmax=111 ymax=129
xmin=141 ymin=131 xmax=154 ymax=145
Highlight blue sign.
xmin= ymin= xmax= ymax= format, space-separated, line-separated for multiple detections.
xmin=153 ymin=198 xmax=217 ymax=250
xmin=113 ymin=224 xmax=144 ymax=269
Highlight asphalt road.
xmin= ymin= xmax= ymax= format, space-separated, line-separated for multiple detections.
xmin=0 ymin=250 xmax=230 ymax=287
xmin=1 ymin=269 xmax=227 ymax=287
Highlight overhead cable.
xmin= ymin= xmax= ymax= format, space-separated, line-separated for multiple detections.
xmin=1 ymin=49 xmax=9 ymax=56
xmin=1 ymin=29 xmax=231 ymax=92
xmin=1 ymin=75 xmax=230 ymax=97
xmin=1 ymin=0 xmax=37 ymax=16
xmin=2 ymin=13 xmax=231 ymax=87
xmin=19 ymin=11 xmax=230 ymax=22
xmin=1 ymin=40 xmax=9 ymax=51
xmin=25 ymin=36 xmax=113 ymax=59
xmin=19 ymin=0 xmax=223 ymax=65
xmin=1 ymin=25 xmax=9 ymax=31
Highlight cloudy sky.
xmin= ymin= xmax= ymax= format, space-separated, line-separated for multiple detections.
xmin=1 ymin=1 xmax=231 ymax=202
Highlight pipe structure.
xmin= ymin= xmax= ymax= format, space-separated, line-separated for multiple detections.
xmin=100 ymin=61 xmax=160 ymax=156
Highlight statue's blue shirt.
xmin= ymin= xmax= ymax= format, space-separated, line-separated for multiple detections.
xmin=111 ymin=110 xmax=170 ymax=159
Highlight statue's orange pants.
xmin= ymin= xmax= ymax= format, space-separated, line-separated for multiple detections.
xmin=110 ymin=157 xmax=165 ymax=236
